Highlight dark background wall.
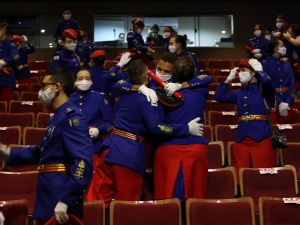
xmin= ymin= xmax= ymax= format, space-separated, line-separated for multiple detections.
xmin=1 ymin=0 xmax=299 ymax=60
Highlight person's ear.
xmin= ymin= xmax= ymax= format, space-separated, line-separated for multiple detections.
xmin=52 ymin=82 xmax=62 ymax=94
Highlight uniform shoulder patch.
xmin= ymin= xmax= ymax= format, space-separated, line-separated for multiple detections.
xmin=65 ymin=107 xmax=76 ymax=115
xmin=53 ymin=55 xmax=60 ymax=60
xmin=117 ymin=79 xmax=125 ymax=84
xmin=197 ymin=74 xmax=208 ymax=79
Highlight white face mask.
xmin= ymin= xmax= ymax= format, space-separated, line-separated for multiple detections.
xmin=278 ymin=46 xmax=287 ymax=56
xmin=75 ymin=80 xmax=92 ymax=91
xmin=265 ymin=34 xmax=272 ymax=40
xmin=254 ymin=30 xmax=262 ymax=37
xmin=63 ymin=14 xmax=71 ymax=20
xmin=156 ymin=70 xmax=172 ymax=82
xmin=38 ymin=86 xmax=55 ymax=106
xmin=276 ymin=22 xmax=283 ymax=29
xmin=164 ymin=32 xmax=171 ymax=38
xmin=168 ymin=45 xmax=177 ymax=53
xmin=65 ymin=42 xmax=77 ymax=51
xmin=136 ymin=29 xmax=143 ymax=34
xmin=239 ymin=71 xmax=253 ymax=83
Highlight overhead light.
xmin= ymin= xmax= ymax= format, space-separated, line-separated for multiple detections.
xmin=49 ymin=42 xmax=53 ymax=46
xmin=40 ymin=29 xmax=46 ymax=33
xmin=221 ymin=30 xmax=226 ymax=34
xmin=18 ymin=21 xmax=22 ymax=25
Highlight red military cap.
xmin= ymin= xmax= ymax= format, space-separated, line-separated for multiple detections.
xmin=12 ymin=35 xmax=22 ymax=43
xmin=63 ymin=29 xmax=78 ymax=40
xmin=238 ymin=60 xmax=254 ymax=71
xmin=132 ymin=18 xmax=145 ymax=27
xmin=90 ymin=50 xmax=106 ymax=58
xmin=44 ymin=215 xmax=83 ymax=225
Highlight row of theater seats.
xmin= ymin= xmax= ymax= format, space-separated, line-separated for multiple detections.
xmin=0 ymin=166 xmax=299 ymax=225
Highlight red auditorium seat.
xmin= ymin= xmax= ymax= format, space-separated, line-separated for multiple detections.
xmin=280 ymin=143 xmax=300 ymax=179
xmin=37 ymin=112 xmax=52 ymax=128
xmin=9 ymin=100 xmax=44 ymax=115
xmin=208 ymin=59 xmax=231 ymax=70
xmin=29 ymin=76 xmax=40 ymax=84
xmin=274 ymin=124 xmax=300 ymax=142
xmin=83 ymin=201 xmax=105 ymax=225
xmin=208 ymin=83 xmax=219 ymax=92
xmin=0 ymin=101 xmax=7 ymax=112
xmin=240 ymin=166 xmax=298 ymax=210
xmin=198 ymin=60 xmax=207 ymax=72
xmin=16 ymin=83 xmax=29 ymax=92
xmin=20 ymin=91 xmax=39 ymax=101
xmin=215 ymin=124 xmax=236 ymax=148
xmin=215 ymin=76 xmax=228 ymax=83
xmin=28 ymin=60 xmax=50 ymax=71
xmin=0 ymin=171 xmax=37 ymax=214
xmin=0 ymin=199 xmax=28 ymax=225
xmin=259 ymin=196 xmax=300 ymax=225
xmin=0 ymin=126 xmax=21 ymax=145
xmin=208 ymin=111 xmax=238 ymax=127
xmin=23 ymin=127 xmax=46 ymax=145
xmin=29 ymin=83 xmax=43 ymax=92
xmin=207 ymin=141 xmax=225 ymax=169
xmin=186 ymin=197 xmax=255 ymax=225
xmin=206 ymin=100 xmax=236 ymax=113
xmin=0 ymin=113 xmax=34 ymax=129
xmin=12 ymin=91 xmax=20 ymax=100
xmin=7 ymin=145 xmax=38 ymax=172
xmin=203 ymin=125 xmax=213 ymax=142
xmin=110 ymin=198 xmax=181 ymax=225
xmin=207 ymin=167 xmax=237 ymax=199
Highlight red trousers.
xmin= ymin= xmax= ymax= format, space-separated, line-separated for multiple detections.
xmin=86 ymin=149 xmax=143 ymax=207
xmin=0 ymin=87 xmax=12 ymax=102
xmin=154 ymin=144 xmax=208 ymax=200
xmin=232 ymin=137 xmax=276 ymax=181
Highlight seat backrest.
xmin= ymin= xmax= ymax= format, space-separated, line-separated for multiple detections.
xmin=186 ymin=197 xmax=255 ymax=225
xmin=9 ymin=100 xmax=44 ymax=114
xmin=215 ymin=125 xmax=237 ymax=153
xmin=209 ymin=111 xmax=238 ymax=127
xmin=23 ymin=127 xmax=46 ymax=145
xmin=37 ymin=112 xmax=52 ymax=128
xmin=83 ymin=200 xmax=105 ymax=225
xmin=1 ymin=199 xmax=28 ymax=225
xmin=205 ymin=101 xmax=236 ymax=113
xmin=207 ymin=167 xmax=237 ymax=198
xmin=0 ymin=126 xmax=21 ymax=145
xmin=280 ymin=142 xmax=300 ymax=179
xmin=276 ymin=124 xmax=300 ymax=142
xmin=207 ymin=141 xmax=225 ymax=169
xmin=259 ymin=196 xmax=300 ymax=225
xmin=240 ymin=166 xmax=299 ymax=207
xmin=110 ymin=198 xmax=182 ymax=225
xmin=208 ymin=60 xmax=231 ymax=70
xmin=203 ymin=125 xmax=213 ymax=142
xmin=20 ymin=91 xmax=39 ymax=101
xmin=0 ymin=113 xmax=34 ymax=129
xmin=0 ymin=101 xmax=7 ymax=112
xmin=0 ymin=171 xmax=37 ymax=214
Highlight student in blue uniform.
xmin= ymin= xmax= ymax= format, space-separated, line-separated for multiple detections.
xmin=215 ymin=59 xmax=276 ymax=178
xmin=247 ymin=24 xmax=269 ymax=61
xmin=54 ymin=10 xmax=78 ymax=49
xmin=0 ymin=22 xmax=19 ymax=102
xmin=12 ymin=35 xmax=36 ymax=81
xmin=49 ymin=29 xmax=80 ymax=75
xmin=88 ymin=59 xmax=203 ymax=207
xmin=76 ymin=28 xmax=94 ymax=67
xmin=168 ymin=35 xmax=201 ymax=75
xmin=262 ymin=39 xmax=296 ymax=123
xmin=0 ymin=67 xmax=93 ymax=224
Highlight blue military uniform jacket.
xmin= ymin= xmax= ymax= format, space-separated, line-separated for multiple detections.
xmin=9 ymin=101 xmax=93 ymax=220
xmin=15 ymin=42 xmax=36 ymax=78
xmin=0 ymin=38 xmax=18 ymax=88
xmin=248 ymin=36 xmax=269 ymax=59
xmin=54 ymin=19 xmax=78 ymax=41
xmin=90 ymin=66 xmax=113 ymax=96
xmin=127 ymin=31 xmax=148 ymax=54
xmin=70 ymin=90 xmax=113 ymax=154
xmin=215 ymin=72 xmax=275 ymax=142
xmin=102 ymin=92 xmax=190 ymax=175
xmin=262 ymin=57 xmax=295 ymax=106
xmin=75 ymin=41 xmax=94 ymax=67
xmin=49 ymin=48 xmax=80 ymax=74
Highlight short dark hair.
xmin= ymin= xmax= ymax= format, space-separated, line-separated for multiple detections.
xmin=75 ymin=67 xmax=90 ymax=78
xmin=92 ymin=56 xmax=106 ymax=67
xmin=289 ymin=24 xmax=300 ymax=37
xmin=0 ymin=22 xmax=10 ymax=35
xmin=173 ymin=57 xmax=195 ymax=83
xmin=265 ymin=39 xmax=280 ymax=57
xmin=160 ymin=52 xmax=178 ymax=65
xmin=127 ymin=59 xmax=148 ymax=85
xmin=174 ymin=35 xmax=188 ymax=49
xmin=46 ymin=67 xmax=75 ymax=96
xmin=277 ymin=14 xmax=287 ymax=22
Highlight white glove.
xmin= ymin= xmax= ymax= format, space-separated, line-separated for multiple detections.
xmin=188 ymin=117 xmax=204 ymax=137
xmin=117 ymin=52 xmax=131 ymax=67
xmin=0 ymin=143 xmax=10 ymax=161
xmin=251 ymin=49 xmax=261 ymax=54
xmin=139 ymin=85 xmax=158 ymax=105
xmin=227 ymin=67 xmax=239 ymax=81
xmin=89 ymin=127 xmax=99 ymax=139
xmin=279 ymin=102 xmax=290 ymax=116
xmin=54 ymin=201 xmax=69 ymax=225
xmin=248 ymin=58 xmax=263 ymax=71
xmin=164 ymin=83 xmax=182 ymax=96
xmin=21 ymin=35 xmax=28 ymax=42
xmin=0 ymin=212 xmax=5 ymax=225
xmin=0 ymin=59 xmax=6 ymax=70
xmin=254 ymin=53 xmax=262 ymax=59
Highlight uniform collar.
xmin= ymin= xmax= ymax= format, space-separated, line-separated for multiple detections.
xmin=54 ymin=100 xmax=73 ymax=114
